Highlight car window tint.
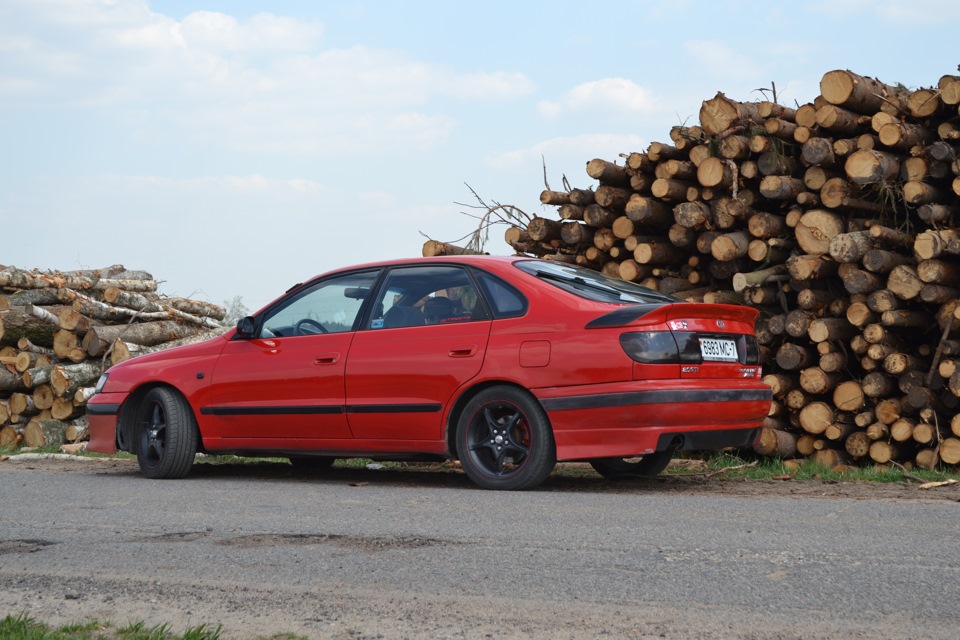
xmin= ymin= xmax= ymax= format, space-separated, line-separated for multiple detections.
xmin=473 ymin=270 xmax=527 ymax=318
xmin=513 ymin=259 xmax=677 ymax=304
xmin=260 ymin=270 xmax=379 ymax=337
xmin=370 ymin=265 xmax=484 ymax=329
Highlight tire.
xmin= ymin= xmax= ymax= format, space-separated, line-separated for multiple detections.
xmin=135 ymin=387 xmax=198 ymax=479
xmin=288 ymin=456 xmax=336 ymax=471
xmin=456 ymin=386 xmax=555 ymax=490
xmin=589 ymin=450 xmax=674 ymax=480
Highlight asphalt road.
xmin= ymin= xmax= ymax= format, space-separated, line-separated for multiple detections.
xmin=1 ymin=457 xmax=958 ymax=639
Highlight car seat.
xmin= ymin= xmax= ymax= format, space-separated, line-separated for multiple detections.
xmin=382 ymin=305 xmax=424 ymax=328
xmin=423 ymin=297 xmax=455 ymax=324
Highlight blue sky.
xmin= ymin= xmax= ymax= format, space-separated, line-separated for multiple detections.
xmin=2 ymin=0 xmax=957 ymax=311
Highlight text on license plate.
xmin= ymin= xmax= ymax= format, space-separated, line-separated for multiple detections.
xmin=699 ymin=338 xmax=738 ymax=361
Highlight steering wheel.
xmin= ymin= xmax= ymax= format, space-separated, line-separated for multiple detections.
xmin=294 ymin=318 xmax=328 ymax=335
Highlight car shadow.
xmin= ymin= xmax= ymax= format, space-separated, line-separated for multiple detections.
xmin=180 ymin=459 xmax=686 ymax=494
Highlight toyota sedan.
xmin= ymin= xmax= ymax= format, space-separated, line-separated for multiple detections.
xmin=87 ymin=256 xmax=771 ymax=490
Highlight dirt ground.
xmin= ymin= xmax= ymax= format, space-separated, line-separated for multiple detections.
xmin=5 ymin=453 xmax=959 ymax=502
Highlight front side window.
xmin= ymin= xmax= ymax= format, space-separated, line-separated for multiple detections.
xmin=259 ymin=270 xmax=379 ymax=337
xmin=370 ymin=265 xmax=485 ymax=329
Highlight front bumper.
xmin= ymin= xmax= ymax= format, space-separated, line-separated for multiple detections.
xmin=85 ymin=392 xmax=126 ymax=454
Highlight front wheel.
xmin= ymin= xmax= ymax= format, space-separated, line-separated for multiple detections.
xmin=589 ymin=450 xmax=674 ymax=480
xmin=135 ymin=387 xmax=198 ymax=479
xmin=456 ymin=386 xmax=555 ymax=491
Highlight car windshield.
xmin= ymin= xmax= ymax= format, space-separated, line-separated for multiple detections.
xmin=514 ymin=260 xmax=678 ymax=304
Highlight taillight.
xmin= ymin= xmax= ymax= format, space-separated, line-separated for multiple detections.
xmin=619 ymin=331 xmax=697 ymax=364
xmin=620 ymin=331 xmax=760 ymax=365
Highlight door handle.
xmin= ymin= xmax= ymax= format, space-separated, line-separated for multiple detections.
xmin=448 ymin=344 xmax=477 ymax=358
xmin=314 ymin=352 xmax=340 ymax=365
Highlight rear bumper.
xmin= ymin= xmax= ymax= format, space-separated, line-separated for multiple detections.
xmin=534 ymin=380 xmax=771 ymax=461
xmin=86 ymin=394 xmax=125 ymax=454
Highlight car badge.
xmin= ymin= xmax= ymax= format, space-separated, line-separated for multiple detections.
xmin=716 ymin=319 xmax=725 ymax=329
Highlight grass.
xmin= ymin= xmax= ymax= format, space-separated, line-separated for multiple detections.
xmin=0 ymin=614 xmax=307 ymax=640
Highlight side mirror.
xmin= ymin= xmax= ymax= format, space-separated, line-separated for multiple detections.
xmin=236 ymin=316 xmax=257 ymax=339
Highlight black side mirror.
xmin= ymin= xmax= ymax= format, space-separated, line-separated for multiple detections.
xmin=236 ymin=316 xmax=257 ymax=339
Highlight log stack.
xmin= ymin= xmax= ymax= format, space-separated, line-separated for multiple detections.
xmin=502 ymin=69 xmax=960 ymax=470
xmin=0 ymin=264 xmax=227 ymax=449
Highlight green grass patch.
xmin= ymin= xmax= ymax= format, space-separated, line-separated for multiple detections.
xmin=0 ymin=614 xmax=306 ymax=640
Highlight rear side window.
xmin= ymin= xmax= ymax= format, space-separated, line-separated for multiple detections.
xmin=473 ymin=270 xmax=527 ymax=319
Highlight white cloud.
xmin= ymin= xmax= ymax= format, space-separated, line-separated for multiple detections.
xmin=538 ymin=78 xmax=654 ymax=117
xmin=0 ymin=2 xmax=530 ymax=155
xmin=808 ymin=0 xmax=960 ymax=25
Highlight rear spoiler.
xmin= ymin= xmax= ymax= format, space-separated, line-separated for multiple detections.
xmin=586 ymin=303 xmax=759 ymax=329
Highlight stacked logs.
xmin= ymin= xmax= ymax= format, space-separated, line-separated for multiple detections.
xmin=0 ymin=264 xmax=227 ymax=450
xmin=504 ymin=69 xmax=960 ymax=470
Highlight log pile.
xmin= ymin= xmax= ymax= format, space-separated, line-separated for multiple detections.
xmin=0 ymin=264 xmax=227 ymax=450
xmin=504 ymin=69 xmax=960 ymax=470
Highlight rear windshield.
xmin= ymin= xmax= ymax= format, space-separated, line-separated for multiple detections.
xmin=514 ymin=260 xmax=678 ymax=304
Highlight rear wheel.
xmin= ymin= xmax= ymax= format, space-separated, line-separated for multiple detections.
xmin=456 ymin=386 xmax=555 ymax=491
xmin=135 ymin=387 xmax=198 ymax=479
xmin=589 ymin=450 xmax=674 ymax=479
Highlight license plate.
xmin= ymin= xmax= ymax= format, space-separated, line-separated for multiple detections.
xmin=699 ymin=337 xmax=738 ymax=362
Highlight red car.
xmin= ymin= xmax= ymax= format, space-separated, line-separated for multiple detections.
xmin=87 ymin=256 xmax=771 ymax=490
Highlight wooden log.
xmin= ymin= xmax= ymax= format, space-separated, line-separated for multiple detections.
xmin=819 ymin=177 xmax=883 ymax=212
xmin=907 ymin=88 xmax=942 ymax=119
xmin=801 ymin=137 xmax=837 ymax=167
xmin=902 ymin=180 xmax=951 ymax=205
xmin=878 ymin=121 xmax=933 ymax=150
xmin=699 ymin=92 xmax=763 ymax=135
xmin=845 ymin=431 xmax=872 ymax=459
xmin=914 ymin=229 xmax=960 ymax=260
xmin=939 ymin=75 xmax=960 ymax=105
xmin=594 ymin=185 xmax=633 ymax=210
xmin=799 ymin=401 xmax=834 ymax=435
xmin=710 ymin=231 xmax=750 ymax=262
xmin=776 ymin=342 xmax=814 ymax=371
xmin=828 ymin=231 xmax=874 ymax=263
xmin=652 ymin=178 xmax=695 ymax=202
xmin=800 ymin=367 xmax=841 ymax=394
xmin=886 ymin=265 xmax=924 ymax=301
xmin=586 ymin=159 xmax=630 ymax=187
xmin=50 ymin=362 xmax=102 ymax=398
xmin=583 ymin=204 xmax=619 ymax=228
xmin=695 ymin=157 xmax=735 ymax=189
xmin=540 ymin=190 xmax=571 ymax=206
xmin=23 ymin=418 xmax=67 ymax=448
xmin=862 ymin=372 xmax=896 ymax=398
xmin=942 ymin=438 xmax=960 ymax=465
xmin=81 ymin=320 xmax=201 ymax=357
xmin=868 ymin=440 xmax=901 ymax=465
xmin=647 ymin=141 xmax=685 ymax=162
xmin=795 ymin=210 xmax=846 ymax=255
xmin=838 ymin=263 xmax=885 ymax=295
xmin=757 ymin=150 xmax=800 ymax=176
xmin=820 ymin=70 xmax=903 ymax=114
xmin=807 ymin=318 xmax=858 ymax=343
xmin=527 ymin=217 xmax=563 ymax=242
xmin=753 ymin=427 xmax=798 ymax=458
xmin=624 ymin=195 xmax=673 ymax=227
xmin=833 ymin=380 xmax=865 ymax=412
xmin=759 ymin=175 xmax=805 ymax=200
xmin=634 ymin=241 xmax=688 ymax=265
xmin=862 ymin=249 xmax=908 ymax=274
xmin=787 ymin=254 xmax=838 ymax=281
xmin=815 ymin=104 xmax=867 ymax=134
xmin=0 ymin=306 xmax=59 ymax=348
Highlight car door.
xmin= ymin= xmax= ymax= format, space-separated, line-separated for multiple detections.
xmin=206 ymin=269 xmax=380 ymax=444
xmin=345 ymin=265 xmax=492 ymax=441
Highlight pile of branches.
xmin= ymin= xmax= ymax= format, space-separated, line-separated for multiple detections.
xmin=0 ymin=264 xmax=226 ymax=450
xmin=500 ymin=69 xmax=960 ymax=470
